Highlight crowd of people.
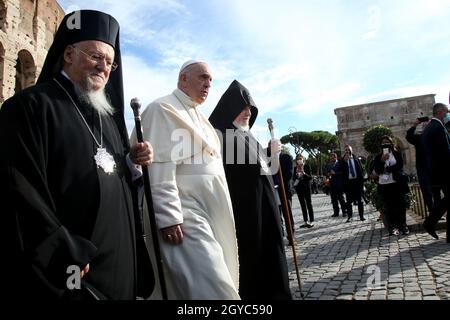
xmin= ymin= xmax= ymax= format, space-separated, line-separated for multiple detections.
xmin=0 ymin=10 xmax=292 ymax=300
xmin=1 ymin=9 xmax=448 ymax=301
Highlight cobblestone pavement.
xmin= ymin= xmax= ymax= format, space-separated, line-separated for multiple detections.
xmin=285 ymin=193 xmax=450 ymax=300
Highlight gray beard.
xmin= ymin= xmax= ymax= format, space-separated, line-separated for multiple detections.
xmin=73 ymin=80 xmax=115 ymax=116
xmin=233 ymin=120 xmax=250 ymax=132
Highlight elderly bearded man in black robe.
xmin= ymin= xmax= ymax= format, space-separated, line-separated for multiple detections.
xmin=209 ymin=80 xmax=292 ymax=300
xmin=0 ymin=10 xmax=155 ymax=300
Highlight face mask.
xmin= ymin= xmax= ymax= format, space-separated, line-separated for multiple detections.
xmin=297 ymin=160 xmax=304 ymax=165
xmin=443 ymin=113 xmax=450 ymax=125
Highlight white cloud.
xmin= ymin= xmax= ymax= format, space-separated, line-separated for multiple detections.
xmin=344 ymin=83 xmax=450 ymax=107
xmin=362 ymin=5 xmax=381 ymax=40
xmin=57 ymin=0 xmax=450 ymax=140
xmin=121 ymin=54 xmax=177 ymax=134
xmin=394 ymin=74 xmax=424 ymax=87
xmin=289 ymin=83 xmax=361 ymax=114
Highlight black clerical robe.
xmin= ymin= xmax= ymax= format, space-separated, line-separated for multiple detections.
xmin=0 ymin=74 xmax=153 ymax=299
xmin=219 ymin=129 xmax=292 ymax=300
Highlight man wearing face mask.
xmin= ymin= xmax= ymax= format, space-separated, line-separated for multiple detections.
xmin=422 ymin=103 xmax=450 ymax=241
xmin=373 ymin=136 xmax=409 ymax=236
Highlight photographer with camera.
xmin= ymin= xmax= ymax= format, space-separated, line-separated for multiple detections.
xmin=373 ymin=136 xmax=410 ymax=236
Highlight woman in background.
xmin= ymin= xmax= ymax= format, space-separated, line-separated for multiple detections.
xmin=373 ymin=136 xmax=410 ymax=236
xmin=292 ymin=155 xmax=314 ymax=228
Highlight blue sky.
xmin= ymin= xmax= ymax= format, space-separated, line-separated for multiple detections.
xmin=58 ymin=0 xmax=450 ymax=146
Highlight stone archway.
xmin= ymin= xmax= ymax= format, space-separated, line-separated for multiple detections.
xmin=0 ymin=0 xmax=6 ymax=32
xmin=393 ymin=136 xmax=412 ymax=174
xmin=14 ymin=49 xmax=36 ymax=94
xmin=0 ymin=41 xmax=4 ymax=103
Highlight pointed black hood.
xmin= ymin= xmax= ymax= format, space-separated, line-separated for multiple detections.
xmin=209 ymin=80 xmax=258 ymax=132
xmin=37 ymin=10 xmax=128 ymax=148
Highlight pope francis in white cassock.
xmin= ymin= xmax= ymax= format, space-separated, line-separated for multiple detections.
xmin=131 ymin=60 xmax=240 ymax=300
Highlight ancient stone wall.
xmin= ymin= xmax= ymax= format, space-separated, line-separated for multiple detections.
xmin=0 ymin=0 xmax=64 ymax=104
xmin=335 ymin=94 xmax=436 ymax=175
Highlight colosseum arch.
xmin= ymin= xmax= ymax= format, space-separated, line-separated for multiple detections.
xmin=0 ymin=42 xmax=4 ymax=103
xmin=0 ymin=0 xmax=6 ymax=32
xmin=14 ymin=49 xmax=36 ymax=94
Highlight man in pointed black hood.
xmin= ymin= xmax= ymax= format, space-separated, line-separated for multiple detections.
xmin=209 ymin=80 xmax=292 ymax=300
xmin=0 ymin=10 xmax=154 ymax=299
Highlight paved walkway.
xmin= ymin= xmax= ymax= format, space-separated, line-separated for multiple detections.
xmin=286 ymin=193 xmax=450 ymax=300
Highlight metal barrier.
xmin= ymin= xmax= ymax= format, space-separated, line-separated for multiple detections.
xmin=409 ymin=183 xmax=428 ymax=220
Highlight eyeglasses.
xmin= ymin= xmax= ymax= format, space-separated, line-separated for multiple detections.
xmin=73 ymin=46 xmax=118 ymax=72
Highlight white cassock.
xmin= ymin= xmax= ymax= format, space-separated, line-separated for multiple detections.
xmin=131 ymin=89 xmax=240 ymax=300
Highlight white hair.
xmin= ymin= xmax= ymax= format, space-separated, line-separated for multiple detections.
xmin=74 ymin=80 xmax=114 ymax=116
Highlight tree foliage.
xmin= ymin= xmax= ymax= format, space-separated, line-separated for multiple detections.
xmin=363 ymin=125 xmax=393 ymax=155
xmin=281 ymin=130 xmax=338 ymax=175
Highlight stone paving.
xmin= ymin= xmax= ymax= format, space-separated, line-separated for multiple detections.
xmin=285 ymin=193 xmax=450 ymax=300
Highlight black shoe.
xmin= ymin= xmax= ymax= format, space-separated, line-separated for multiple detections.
xmin=389 ymin=228 xmax=400 ymax=236
xmin=346 ymin=217 xmax=352 ymax=223
xmin=400 ymin=226 xmax=410 ymax=235
xmin=360 ymin=217 xmax=366 ymax=221
xmin=423 ymin=222 xmax=438 ymax=239
xmin=306 ymin=223 xmax=314 ymax=228
xmin=300 ymin=223 xmax=309 ymax=228
xmin=331 ymin=214 xmax=339 ymax=217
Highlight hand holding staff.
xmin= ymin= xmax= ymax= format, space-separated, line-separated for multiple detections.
xmin=267 ymin=118 xmax=304 ymax=298
xmin=131 ymin=98 xmax=168 ymax=300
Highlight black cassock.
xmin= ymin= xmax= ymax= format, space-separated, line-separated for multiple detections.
xmin=210 ymin=80 xmax=291 ymax=300
xmin=0 ymin=74 xmax=153 ymax=299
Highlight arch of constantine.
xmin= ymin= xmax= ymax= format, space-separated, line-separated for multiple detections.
xmin=335 ymin=94 xmax=436 ymax=175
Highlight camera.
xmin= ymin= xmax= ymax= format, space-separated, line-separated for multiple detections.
xmin=417 ymin=116 xmax=429 ymax=123
xmin=381 ymin=143 xmax=391 ymax=155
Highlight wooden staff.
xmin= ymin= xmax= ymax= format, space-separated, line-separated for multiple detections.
xmin=131 ymin=98 xmax=168 ymax=300
xmin=267 ymin=118 xmax=304 ymax=298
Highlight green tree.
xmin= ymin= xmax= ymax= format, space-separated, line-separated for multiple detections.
xmin=281 ymin=130 xmax=338 ymax=175
xmin=363 ymin=125 xmax=393 ymax=155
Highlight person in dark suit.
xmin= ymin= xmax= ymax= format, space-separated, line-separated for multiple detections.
xmin=422 ymin=103 xmax=450 ymax=241
xmin=326 ymin=153 xmax=347 ymax=217
xmin=342 ymin=145 xmax=366 ymax=222
xmin=268 ymin=146 xmax=295 ymax=243
xmin=292 ymin=154 xmax=314 ymax=228
xmin=406 ymin=118 xmax=441 ymax=214
xmin=271 ymin=150 xmax=295 ymax=238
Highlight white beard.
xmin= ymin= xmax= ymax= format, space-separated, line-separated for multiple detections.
xmin=74 ymin=80 xmax=115 ymax=116
xmin=233 ymin=120 xmax=250 ymax=132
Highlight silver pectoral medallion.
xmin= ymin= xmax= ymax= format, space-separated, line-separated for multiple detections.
xmin=94 ymin=147 xmax=116 ymax=174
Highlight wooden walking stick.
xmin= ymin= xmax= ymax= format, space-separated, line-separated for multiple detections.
xmin=131 ymin=98 xmax=168 ymax=300
xmin=267 ymin=118 xmax=304 ymax=298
